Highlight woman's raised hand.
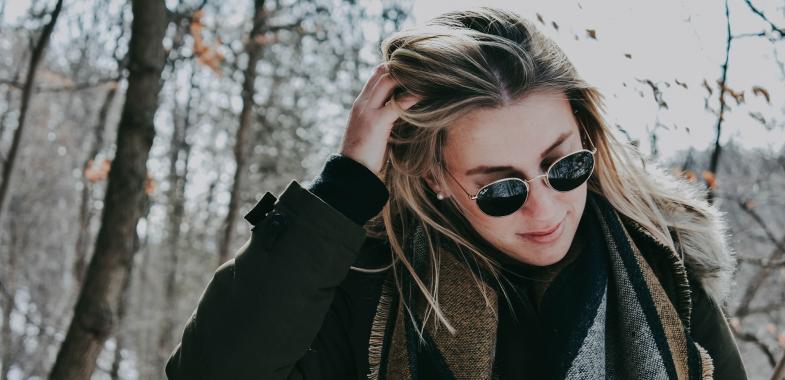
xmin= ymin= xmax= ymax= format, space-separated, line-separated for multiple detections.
xmin=339 ymin=63 xmax=419 ymax=177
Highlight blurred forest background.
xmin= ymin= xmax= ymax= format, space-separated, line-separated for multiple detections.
xmin=0 ymin=0 xmax=783 ymax=379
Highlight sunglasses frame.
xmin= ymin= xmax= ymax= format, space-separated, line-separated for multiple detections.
xmin=443 ymin=122 xmax=597 ymax=216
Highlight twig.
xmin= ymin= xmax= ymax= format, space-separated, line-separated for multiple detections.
xmin=738 ymin=198 xmax=785 ymax=253
xmin=772 ymin=349 xmax=785 ymax=380
xmin=743 ymin=0 xmax=785 ymax=38
xmin=0 ymin=76 xmax=118 ymax=93
xmin=737 ymin=255 xmax=785 ymax=267
xmin=732 ymin=329 xmax=777 ymax=367
xmin=732 ymin=299 xmax=785 ymax=318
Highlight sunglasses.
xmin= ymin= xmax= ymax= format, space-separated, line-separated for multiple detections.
xmin=443 ymin=125 xmax=597 ymax=217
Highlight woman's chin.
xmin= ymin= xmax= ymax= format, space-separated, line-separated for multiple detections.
xmin=528 ymin=250 xmax=568 ymax=266
xmin=504 ymin=245 xmax=568 ymax=267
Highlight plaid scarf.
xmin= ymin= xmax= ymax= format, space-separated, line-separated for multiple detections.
xmin=367 ymin=192 xmax=715 ymax=379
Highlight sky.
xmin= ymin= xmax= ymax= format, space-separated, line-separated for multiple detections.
xmin=407 ymin=0 xmax=785 ymax=161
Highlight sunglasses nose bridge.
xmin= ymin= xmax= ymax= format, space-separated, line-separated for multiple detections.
xmin=520 ymin=173 xmax=555 ymax=208
xmin=518 ymin=173 xmax=556 ymax=211
xmin=525 ymin=173 xmax=550 ymax=189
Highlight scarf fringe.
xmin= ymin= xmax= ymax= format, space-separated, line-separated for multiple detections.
xmin=367 ymin=277 xmax=396 ymax=380
xmin=696 ymin=342 xmax=716 ymax=380
xmin=665 ymin=246 xmax=695 ymax=335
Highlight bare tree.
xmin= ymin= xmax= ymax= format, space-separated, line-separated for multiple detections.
xmin=217 ymin=0 xmax=270 ymax=266
xmin=48 ymin=0 xmax=170 ymax=377
xmin=0 ymin=0 xmax=63 ymax=227
xmin=773 ymin=351 xmax=785 ymax=380
xmin=706 ymin=0 xmax=732 ymax=205
xmin=74 ymin=12 xmax=127 ymax=285
xmin=156 ymin=57 xmax=197 ymax=376
xmin=1 ymin=221 xmax=22 ymax=380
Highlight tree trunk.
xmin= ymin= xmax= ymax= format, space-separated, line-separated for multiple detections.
xmin=218 ymin=0 xmax=267 ymax=266
xmin=48 ymin=0 xmax=169 ymax=378
xmin=0 ymin=59 xmax=27 ymax=145
xmin=772 ymin=350 xmax=785 ymax=380
xmin=1 ymin=231 xmax=18 ymax=380
xmin=108 ymin=232 xmax=138 ymax=380
xmin=0 ymin=0 xmax=63 ymax=225
xmin=155 ymin=65 xmax=195 ymax=374
xmin=707 ymin=0 xmax=732 ymax=205
xmin=74 ymin=84 xmax=118 ymax=284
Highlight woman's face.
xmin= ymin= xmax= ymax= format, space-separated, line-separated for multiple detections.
xmin=435 ymin=88 xmax=588 ymax=267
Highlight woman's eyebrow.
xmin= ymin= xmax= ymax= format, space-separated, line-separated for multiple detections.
xmin=464 ymin=129 xmax=574 ymax=176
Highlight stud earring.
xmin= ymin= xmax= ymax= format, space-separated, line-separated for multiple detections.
xmin=436 ymin=193 xmax=445 ymax=200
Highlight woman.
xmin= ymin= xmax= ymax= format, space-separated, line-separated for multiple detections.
xmin=166 ymin=7 xmax=747 ymax=379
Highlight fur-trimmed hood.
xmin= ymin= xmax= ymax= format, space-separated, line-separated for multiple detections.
xmin=666 ymin=201 xmax=739 ymax=308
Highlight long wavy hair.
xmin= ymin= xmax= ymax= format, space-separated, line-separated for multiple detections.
xmin=361 ymin=6 xmax=735 ymax=335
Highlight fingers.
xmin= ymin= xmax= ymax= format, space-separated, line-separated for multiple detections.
xmin=358 ymin=63 xmax=388 ymax=101
xmin=379 ymin=94 xmax=421 ymax=123
xmin=357 ymin=62 xmax=422 ymax=123
xmin=397 ymin=94 xmax=420 ymax=110
xmin=368 ymin=74 xmax=397 ymax=108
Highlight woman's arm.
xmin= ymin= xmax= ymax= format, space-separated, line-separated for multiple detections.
xmin=688 ymin=274 xmax=749 ymax=380
xmin=166 ymin=59 xmax=415 ymax=379
xmin=165 ymin=155 xmax=390 ymax=379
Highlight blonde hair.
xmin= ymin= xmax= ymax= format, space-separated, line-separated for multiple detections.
xmin=362 ymin=6 xmax=736 ymax=336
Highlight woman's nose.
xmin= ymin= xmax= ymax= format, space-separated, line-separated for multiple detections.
xmin=519 ymin=175 xmax=559 ymax=218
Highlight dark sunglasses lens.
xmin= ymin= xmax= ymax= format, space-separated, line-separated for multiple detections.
xmin=476 ymin=179 xmax=527 ymax=216
xmin=548 ymin=151 xmax=595 ymax=191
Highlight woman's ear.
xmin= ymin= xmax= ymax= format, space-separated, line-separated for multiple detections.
xmin=424 ymin=173 xmax=447 ymax=199
xmin=424 ymin=173 xmax=440 ymax=194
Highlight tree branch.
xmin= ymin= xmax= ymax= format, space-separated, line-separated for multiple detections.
xmin=732 ymin=329 xmax=777 ymax=367
xmin=0 ymin=76 xmax=119 ymax=93
xmin=737 ymin=255 xmax=785 ymax=268
xmin=738 ymin=198 xmax=785 ymax=253
xmin=743 ymin=0 xmax=785 ymax=38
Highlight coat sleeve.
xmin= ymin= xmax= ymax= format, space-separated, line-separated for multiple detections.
xmin=165 ymin=179 xmax=369 ymax=380
xmin=688 ymin=274 xmax=749 ymax=380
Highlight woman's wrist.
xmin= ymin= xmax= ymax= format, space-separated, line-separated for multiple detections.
xmin=306 ymin=153 xmax=390 ymax=226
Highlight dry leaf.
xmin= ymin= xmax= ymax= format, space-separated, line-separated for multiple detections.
xmin=751 ymin=86 xmax=770 ymax=103
xmin=85 ymin=159 xmax=111 ymax=183
xmin=702 ymin=79 xmax=713 ymax=95
xmin=189 ymin=8 xmax=224 ymax=74
xmin=586 ymin=29 xmax=596 ymax=39
xmin=674 ymin=79 xmax=688 ymax=89
xmin=675 ymin=169 xmax=697 ymax=183
xmin=703 ymin=170 xmax=716 ymax=189
xmin=720 ymin=82 xmax=745 ymax=104
xmin=145 ymin=175 xmax=156 ymax=195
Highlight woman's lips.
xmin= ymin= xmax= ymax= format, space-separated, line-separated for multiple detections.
xmin=517 ymin=217 xmax=565 ymax=244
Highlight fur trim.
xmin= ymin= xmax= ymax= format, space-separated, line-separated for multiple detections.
xmin=645 ymin=162 xmax=739 ymax=308
xmin=667 ymin=201 xmax=738 ymax=308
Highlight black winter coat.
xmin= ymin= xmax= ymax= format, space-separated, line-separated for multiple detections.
xmin=165 ymin=180 xmax=748 ymax=379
